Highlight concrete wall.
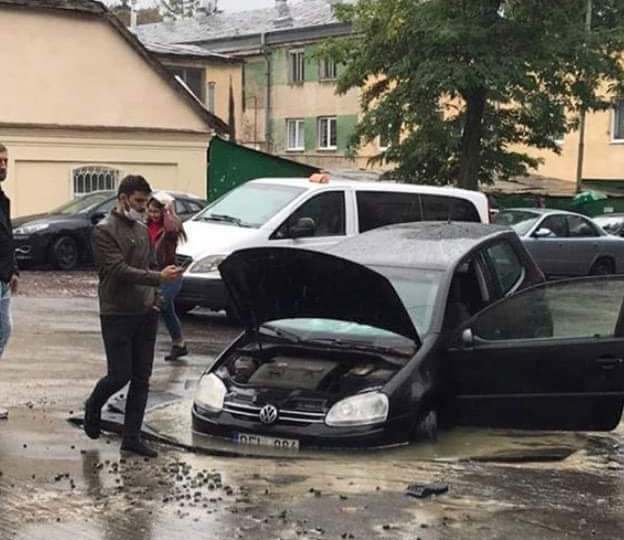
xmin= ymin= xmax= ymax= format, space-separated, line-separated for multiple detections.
xmin=1 ymin=128 xmax=208 ymax=217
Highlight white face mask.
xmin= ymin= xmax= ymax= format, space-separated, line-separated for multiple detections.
xmin=121 ymin=199 xmax=145 ymax=222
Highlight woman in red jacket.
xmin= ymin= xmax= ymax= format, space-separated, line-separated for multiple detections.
xmin=146 ymin=192 xmax=188 ymax=361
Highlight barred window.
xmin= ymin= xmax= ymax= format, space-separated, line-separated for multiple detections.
xmin=73 ymin=166 xmax=120 ymax=196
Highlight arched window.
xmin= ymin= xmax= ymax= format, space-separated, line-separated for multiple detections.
xmin=72 ymin=166 xmax=121 ymax=196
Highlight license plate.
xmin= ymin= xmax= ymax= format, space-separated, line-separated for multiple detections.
xmin=234 ymin=432 xmax=299 ymax=450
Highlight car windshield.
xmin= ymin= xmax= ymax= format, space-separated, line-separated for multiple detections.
xmin=263 ymin=318 xmax=416 ymax=353
xmin=371 ymin=265 xmax=443 ymax=336
xmin=195 ymin=183 xmax=305 ymax=228
xmin=494 ymin=210 xmax=540 ymax=235
xmin=51 ymin=192 xmax=113 ymax=215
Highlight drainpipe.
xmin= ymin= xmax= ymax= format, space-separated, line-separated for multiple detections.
xmin=261 ymin=32 xmax=273 ymax=152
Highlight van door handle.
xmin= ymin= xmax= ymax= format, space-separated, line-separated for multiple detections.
xmin=596 ymin=356 xmax=624 ymax=370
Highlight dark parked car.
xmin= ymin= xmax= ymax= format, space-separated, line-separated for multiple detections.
xmin=12 ymin=190 xmax=208 ymax=270
xmin=494 ymin=208 xmax=624 ymax=277
xmin=186 ymin=222 xmax=624 ymax=449
xmin=594 ymin=213 xmax=624 ymax=237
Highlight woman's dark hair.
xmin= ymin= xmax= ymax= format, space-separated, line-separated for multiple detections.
xmin=148 ymin=197 xmax=188 ymax=243
xmin=117 ymin=175 xmax=152 ymax=198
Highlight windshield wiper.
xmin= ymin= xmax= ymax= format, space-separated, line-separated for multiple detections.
xmin=200 ymin=213 xmax=250 ymax=227
xmin=259 ymin=325 xmax=303 ymax=343
xmin=305 ymin=337 xmax=414 ymax=358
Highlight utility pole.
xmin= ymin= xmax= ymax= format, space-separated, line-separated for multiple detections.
xmin=575 ymin=0 xmax=592 ymax=193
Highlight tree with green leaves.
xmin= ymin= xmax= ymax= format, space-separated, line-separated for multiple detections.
xmin=327 ymin=0 xmax=624 ymax=190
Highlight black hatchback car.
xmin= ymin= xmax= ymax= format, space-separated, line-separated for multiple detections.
xmin=12 ymin=190 xmax=208 ymax=270
xmin=192 ymin=222 xmax=624 ymax=449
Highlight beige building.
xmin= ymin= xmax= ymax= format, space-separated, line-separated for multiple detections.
xmin=1 ymin=0 xmax=228 ymax=217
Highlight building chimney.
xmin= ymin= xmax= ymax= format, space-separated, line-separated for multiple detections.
xmin=197 ymin=0 xmax=218 ymax=17
xmin=130 ymin=0 xmax=138 ymax=31
xmin=112 ymin=0 xmax=131 ymax=27
xmin=274 ymin=0 xmax=292 ymax=28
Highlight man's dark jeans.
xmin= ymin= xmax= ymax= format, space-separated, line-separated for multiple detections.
xmin=87 ymin=312 xmax=158 ymax=440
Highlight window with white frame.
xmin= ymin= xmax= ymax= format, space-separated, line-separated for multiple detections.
xmin=614 ymin=101 xmax=624 ymax=141
xmin=319 ymin=57 xmax=337 ymax=81
xmin=379 ymin=124 xmax=394 ymax=150
xmin=289 ymin=50 xmax=305 ymax=84
xmin=207 ymin=82 xmax=216 ymax=113
xmin=318 ymin=117 xmax=337 ymax=150
xmin=73 ymin=166 xmax=121 ymax=196
xmin=287 ymin=119 xmax=305 ymax=151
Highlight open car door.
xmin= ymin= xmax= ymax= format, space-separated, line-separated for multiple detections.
xmin=445 ymin=276 xmax=624 ymax=430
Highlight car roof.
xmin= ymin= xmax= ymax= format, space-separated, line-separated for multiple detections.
xmin=499 ymin=207 xmax=588 ymax=217
xmin=248 ymin=177 xmax=486 ymax=200
xmin=595 ymin=213 xmax=624 ymax=219
xmin=327 ymin=221 xmax=511 ymax=270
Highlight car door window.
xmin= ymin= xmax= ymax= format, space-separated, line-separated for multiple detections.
xmin=539 ymin=215 xmax=568 ymax=237
xmin=485 ymin=241 xmax=524 ymax=295
xmin=567 ymin=215 xmax=598 ymax=238
xmin=421 ymin=195 xmax=480 ymax=222
xmin=174 ymin=200 xmax=188 ymax=215
xmin=187 ymin=200 xmax=205 ymax=213
xmin=273 ymin=191 xmax=346 ymax=239
xmin=356 ymin=191 xmax=422 ymax=233
xmin=472 ymin=277 xmax=624 ymax=341
xmin=94 ymin=198 xmax=117 ymax=215
xmin=444 ymin=256 xmax=491 ymax=330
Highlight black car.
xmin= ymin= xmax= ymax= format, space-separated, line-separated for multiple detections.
xmin=12 ymin=190 xmax=208 ymax=270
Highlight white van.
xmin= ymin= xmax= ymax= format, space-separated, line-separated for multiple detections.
xmin=175 ymin=177 xmax=489 ymax=315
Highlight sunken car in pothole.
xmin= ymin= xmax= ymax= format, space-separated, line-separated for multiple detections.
xmin=192 ymin=222 xmax=624 ymax=449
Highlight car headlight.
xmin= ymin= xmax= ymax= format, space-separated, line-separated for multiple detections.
xmin=13 ymin=223 xmax=49 ymax=235
xmin=189 ymin=254 xmax=227 ymax=274
xmin=325 ymin=392 xmax=389 ymax=427
xmin=194 ymin=373 xmax=227 ymax=412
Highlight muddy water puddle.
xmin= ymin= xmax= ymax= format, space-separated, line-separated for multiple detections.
xmin=144 ymin=399 xmax=621 ymax=464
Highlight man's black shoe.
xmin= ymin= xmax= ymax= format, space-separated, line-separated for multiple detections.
xmin=165 ymin=344 xmax=188 ymax=362
xmin=83 ymin=400 xmax=101 ymax=440
xmin=121 ymin=438 xmax=158 ymax=458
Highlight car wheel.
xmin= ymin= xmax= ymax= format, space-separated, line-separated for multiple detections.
xmin=50 ymin=236 xmax=79 ymax=270
xmin=413 ymin=409 xmax=438 ymax=442
xmin=174 ymin=302 xmax=196 ymax=315
xmin=589 ymin=258 xmax=615 ymax=276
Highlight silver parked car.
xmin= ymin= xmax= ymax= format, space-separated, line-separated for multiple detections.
xmin=494 ymin=208 xmax=624 ymax=277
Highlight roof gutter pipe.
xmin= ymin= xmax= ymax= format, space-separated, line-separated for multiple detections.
xmin=261 ymin=32 xmax=273 ymax=152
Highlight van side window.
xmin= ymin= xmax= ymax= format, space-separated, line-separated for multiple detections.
xmin=421 ymin=195 xmax=480 ymax=222
xmin=357 ymin=192 xmax=422 ymax=233
xmin=273 ymin=191 xmax=346 ymax=239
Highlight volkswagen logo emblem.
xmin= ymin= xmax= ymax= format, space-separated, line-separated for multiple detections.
xmin=259 ymin=404 xmax=279 ymax=425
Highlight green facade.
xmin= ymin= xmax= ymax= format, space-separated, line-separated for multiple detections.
xmin=271 ymin=114 xmax=359 ymax=154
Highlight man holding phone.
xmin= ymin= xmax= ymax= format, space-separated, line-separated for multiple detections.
xmin=83 ymin=175 xmax=182 ymax=458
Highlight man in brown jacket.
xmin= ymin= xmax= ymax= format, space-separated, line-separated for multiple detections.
xmin=83 ymin=175 xmax=181 ymax=457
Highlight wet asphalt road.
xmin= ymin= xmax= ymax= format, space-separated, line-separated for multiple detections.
xmin=1 ymin=271 xmax=624 ymax=539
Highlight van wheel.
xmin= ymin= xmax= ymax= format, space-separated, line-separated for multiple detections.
xmin=412 ymin=409 xmax=438 ymax=442
xmin=50 ymin=236 xmax=79 ymax=270
xmin=174 ymin=302 xmax=196 ymax=315
xmin=589 ymin=258 xmax=614 ymax=276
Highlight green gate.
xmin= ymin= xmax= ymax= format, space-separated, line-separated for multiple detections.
xmin=208 ymin=136 xmax=320 ymax=202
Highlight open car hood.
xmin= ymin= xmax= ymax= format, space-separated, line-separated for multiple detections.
xmin=219 ymin=248 xmax=420 ymax=345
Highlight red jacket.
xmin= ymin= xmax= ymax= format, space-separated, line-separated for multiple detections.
xmin=148 ymin=212 xmax=179 ymax=269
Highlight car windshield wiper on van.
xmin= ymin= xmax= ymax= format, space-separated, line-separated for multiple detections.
xmin=200 ymin=213 xmax=251 ymax=227
xmin=305 ymin=337 xmax=414 ymax=358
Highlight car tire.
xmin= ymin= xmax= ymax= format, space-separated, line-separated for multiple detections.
xmin=413 ymin=409 xmax=438 ymax=442
xmin=50 ymin=236 xmax=79 ymax=271
xmin=174 ymin=302 xmax=196 ymax=316
xmin=589 ymin=258 xmax=615 ymax=276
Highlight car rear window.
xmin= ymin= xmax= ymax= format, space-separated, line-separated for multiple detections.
xmin=357 ymin=191 xmax=480 ymax=233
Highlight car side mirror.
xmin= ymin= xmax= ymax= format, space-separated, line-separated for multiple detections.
xmin=289 ymin=217 xmax=316 ymax=239
xmin=90 ymin=212 xmax=106 ymax=224
xmin=533 ymin=228 xmax=553 ymax=238
xmin=461 ymin=328 xmax=474 ymax=348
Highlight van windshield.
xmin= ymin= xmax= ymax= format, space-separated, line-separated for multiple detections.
xmin=195 ymin=183 xmax=306 ymax=228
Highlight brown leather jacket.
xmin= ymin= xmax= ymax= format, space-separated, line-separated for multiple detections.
xmin=91 ymin=211 xmax=161 ymax=315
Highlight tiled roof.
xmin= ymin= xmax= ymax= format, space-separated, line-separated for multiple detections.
xmin=0 ymin=0 xmax=105 ymax=13
xmin=143 ymin=40 xmax=241 ymax=62
xmin=136 ymin=0 xmax=353 ymax=46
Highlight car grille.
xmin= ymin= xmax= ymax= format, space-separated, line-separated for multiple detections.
xmin=176 ymin=254 xmax=193 ymax=269
xmin=223 ymin=400 xmax=325 ymax=425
